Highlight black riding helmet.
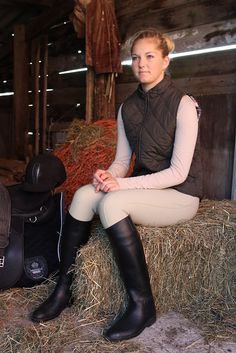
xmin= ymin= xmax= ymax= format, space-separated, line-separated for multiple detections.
xmin=22 ymin=153 xmax=66 ymax=193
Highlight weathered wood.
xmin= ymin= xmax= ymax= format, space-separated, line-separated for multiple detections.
xmin=43 ymin=87 xmax=86 ymax=105
xmin=174 ymin=74 xmax=236 ymax=95
xmin=199 ymin=94 xmax=236 ymax=200
xmin=168 ymin=19 xmax=236 ymax=52
xmin=116 ymin=0 xmax=236 ymax=40
xmin=85 ymin=66 xmax=94 ymax=123
xmin=94 ymin=73 xmax=116 ymax=120
xmin=26 ymin=0 xmax=74 ymax=41
xmin=232 ymin=132 xmax=236 ymax=199
xmin=48 ymin=53 xmax=85 ymax=74
xmin=31 ymin=38 xmax=41 ymax=156
xmin=13 ymin=24 xmax=29 ymax=160
xmin=8 ymin=0 xmax=55 ymax=7
xmin=42 ymin=35 xmax=48 ymax=152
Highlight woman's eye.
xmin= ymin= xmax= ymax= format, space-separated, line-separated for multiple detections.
xmin=147 ymin=54 xmax=154 ymax=59
xmin=131 ymin=56 xmax=138 ymax=61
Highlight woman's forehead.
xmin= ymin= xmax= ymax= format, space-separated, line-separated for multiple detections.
xmin=132 ymin=38 xmax=159 ymax=53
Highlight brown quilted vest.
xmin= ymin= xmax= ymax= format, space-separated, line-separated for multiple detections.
xmin=121 ymin=75 xmax=203 ymax=198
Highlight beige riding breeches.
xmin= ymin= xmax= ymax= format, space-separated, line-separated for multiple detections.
xmin=68 ymin=184 xmax=199 ymax=229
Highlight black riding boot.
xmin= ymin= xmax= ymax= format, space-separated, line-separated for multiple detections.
xmin=30 ymin=213 xmax=91 ymax=322
xmin=103 ymin=216 xmax=156 ymax=341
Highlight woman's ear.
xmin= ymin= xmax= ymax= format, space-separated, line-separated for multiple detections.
xmin=163 ymin=56 xmax=170 ymax=71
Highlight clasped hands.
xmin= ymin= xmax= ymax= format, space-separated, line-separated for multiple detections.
xmin=93 ymin=169 xmax=120 ymax=193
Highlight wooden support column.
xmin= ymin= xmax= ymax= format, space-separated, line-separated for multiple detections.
xmin=42 ymin=35 xmax=48 ymax=152
xmin=31 ymin=39 xmax=41 ymax=156
xmin=13 ymin=24 xmax=29 ymax=160
xmin=85 ymin=66 xmax=94 ymax=123
xmin=94 ymin=73 xmax=116 ymax=121
xmin=232 ymin=132 xmax=236 ymax=200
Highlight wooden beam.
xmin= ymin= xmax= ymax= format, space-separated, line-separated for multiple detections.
xmin=31 ymin=38 xmax=41 ymax=156
xmin=42 ymin=35 xmax=48 ymax=152
xmin=13 ymin=24 xmax=29 ymax=159
xmin=85 ymin=67 xmax=94 ymax=123
xmin=116 ymin=0 xmax=236 ymax=39
xmin=26 ymin=0 xmax=74 ymax=41
xmin=232 ymin=132 xmax=236 ymax=200
xmin=0 ymin=0 xmax=54 ymax=6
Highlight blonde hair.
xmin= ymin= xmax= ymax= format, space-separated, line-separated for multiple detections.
xmin=127 ymin=28 xmax=175 ymax=57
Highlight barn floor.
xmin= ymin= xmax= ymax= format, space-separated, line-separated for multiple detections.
xmin=1 ymin=289 xmax=236 ymax=353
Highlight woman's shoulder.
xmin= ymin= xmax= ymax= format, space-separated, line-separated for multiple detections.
xmin=178 ymin=95 xmax=201 ymax=120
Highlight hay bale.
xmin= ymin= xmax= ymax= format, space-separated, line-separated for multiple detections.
xmin=73 ymin=199 xmax=236 ymax=325
xmin=0 ymin=199 xmax=235 ymax=352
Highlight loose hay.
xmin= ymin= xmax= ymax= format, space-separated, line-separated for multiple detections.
xmin=73 ymin=199 xmax=236 ymax=337
xmin=0 ymin=200 xmax=235 ymax=351
xmin=54 ymin=119 xmax=117 ymax=207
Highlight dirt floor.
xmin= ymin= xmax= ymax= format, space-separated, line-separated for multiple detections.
xmin=1 ymin=287 xmax=236 ymax=353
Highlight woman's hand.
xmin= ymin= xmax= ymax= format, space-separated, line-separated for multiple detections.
xmin=93 ymin=169 xmax=120 ymax=192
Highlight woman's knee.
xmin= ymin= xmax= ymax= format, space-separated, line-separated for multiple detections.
xmin=71 ymin=184 xmax=95 ymax=205
xmin=98 ymin=192 xmax=127 ymax=228
xmin=69 ymin=184 xmax=100 ymax=218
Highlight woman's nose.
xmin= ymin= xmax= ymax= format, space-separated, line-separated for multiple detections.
xmin=138 ymin=58 xmax=145 ymax=67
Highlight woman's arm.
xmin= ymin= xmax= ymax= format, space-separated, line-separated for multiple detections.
xmin=107 ymin=106 xmax=132 ymax=178
xmin=116 ymin=95 xmax=199 ymax=190
xmin=92 ymin=106 xmax=132 ymax=192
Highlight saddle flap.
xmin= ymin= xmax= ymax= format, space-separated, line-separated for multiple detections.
xmin=0 ymin=216 xmax=24 ymax=290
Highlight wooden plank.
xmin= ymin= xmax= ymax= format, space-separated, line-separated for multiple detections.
xmin=85 ymin=67 xmax=94 ymax=123
xmin=46 ymin=87 xmax=85 ymax=105
xmin=26 ymin=0 xmax=74 ymax=41
xmin=168 ymin=19 xmax=236 ymax=52
xmin=231 ymin=131 xmax=236 ymax=200
xmin=42 ymin=35 xmax=48 ymax=152
xmin=9 ymin=0 xmax=54 ymax=6
xmin=174 ymin=74 xmax=236 ymax=95
xmin=116 ymin=73 xmax=236 ymax=105
xmin=13 ymin=24 xmax=29 ymax=159
xmin=31 ymin=38 xmax=40 ymax=156
xmin=198 ymin=94 xmax=236 ymax=199
xmin=48 ymin=53 xmax=84 ymax=74
xmin=116 ymin=0 xmax=236 ymax=39
xmin=47 ymin=72 xmax=86 ymax=89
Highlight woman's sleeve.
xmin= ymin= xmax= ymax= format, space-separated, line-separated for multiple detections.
xmin=108 ymin=106 xmax=132 ymax=178
xmin=116 ymin=95 xmax=200 ymax=189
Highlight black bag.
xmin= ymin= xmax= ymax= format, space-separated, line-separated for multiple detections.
xmin=0 ymin=184 xmax=65 ymax=290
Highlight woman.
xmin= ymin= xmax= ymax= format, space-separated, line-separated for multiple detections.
xmin=30 ymin=28 xmax=202 ymax=342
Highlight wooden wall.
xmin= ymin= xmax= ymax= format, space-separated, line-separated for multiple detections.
xmin=115 ymin=50 xmax=236 ymax=200
xmin=0 ymin=0 xmax=235 ymax=199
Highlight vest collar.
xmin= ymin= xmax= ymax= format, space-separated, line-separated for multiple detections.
xmin=137 ymin=74 xmax=172 ymax=98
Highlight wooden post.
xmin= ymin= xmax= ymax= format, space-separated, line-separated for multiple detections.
xmin=231 ymin=131 xmax=236 ymax=200
xmin=13 ymin=24 xmax=29 ymax=160
xmin=94 ymin=73 xmax=116 ymax=120
xmin=42 ymin=35 xmax=48 ymax=152
xmin=31 ymin=39 xmax=41 ymax=156
xmin=85 ymin=66 xmax=94 ymax=123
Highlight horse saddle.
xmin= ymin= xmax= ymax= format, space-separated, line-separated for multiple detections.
xmin=0 ymin=183 xmax=62 ymax=290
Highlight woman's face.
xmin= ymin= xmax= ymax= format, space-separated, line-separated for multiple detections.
xmin=131 ymin=38 xmax=170 ymax=91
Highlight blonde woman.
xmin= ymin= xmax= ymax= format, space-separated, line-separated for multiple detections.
xmin=31 ymin=28 xmax=202 ymax=342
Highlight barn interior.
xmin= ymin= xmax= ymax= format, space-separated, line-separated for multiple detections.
xmin=0 ymin=0 xmax=235 ymax=200
xmin=0 ymin=3 xmax=236 ymax=352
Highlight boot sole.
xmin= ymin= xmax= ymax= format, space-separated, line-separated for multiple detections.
xmin=103 ymin=315 xmax=157 ymax=342
xmin=30 ymin=298 xmax=74 ymax=323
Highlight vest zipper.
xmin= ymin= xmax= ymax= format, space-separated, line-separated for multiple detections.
xmin=138 ymin=94 xmax=149 ymax=162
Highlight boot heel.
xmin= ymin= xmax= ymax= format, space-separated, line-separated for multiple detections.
xmin=145 ymin=315 xmax=156 ymax=328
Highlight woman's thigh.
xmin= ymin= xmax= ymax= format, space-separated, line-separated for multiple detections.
xmin=98 ymin=188 xmax=199 ymax=228
xmin=69 ymin=184 xmax=105 ymax=221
